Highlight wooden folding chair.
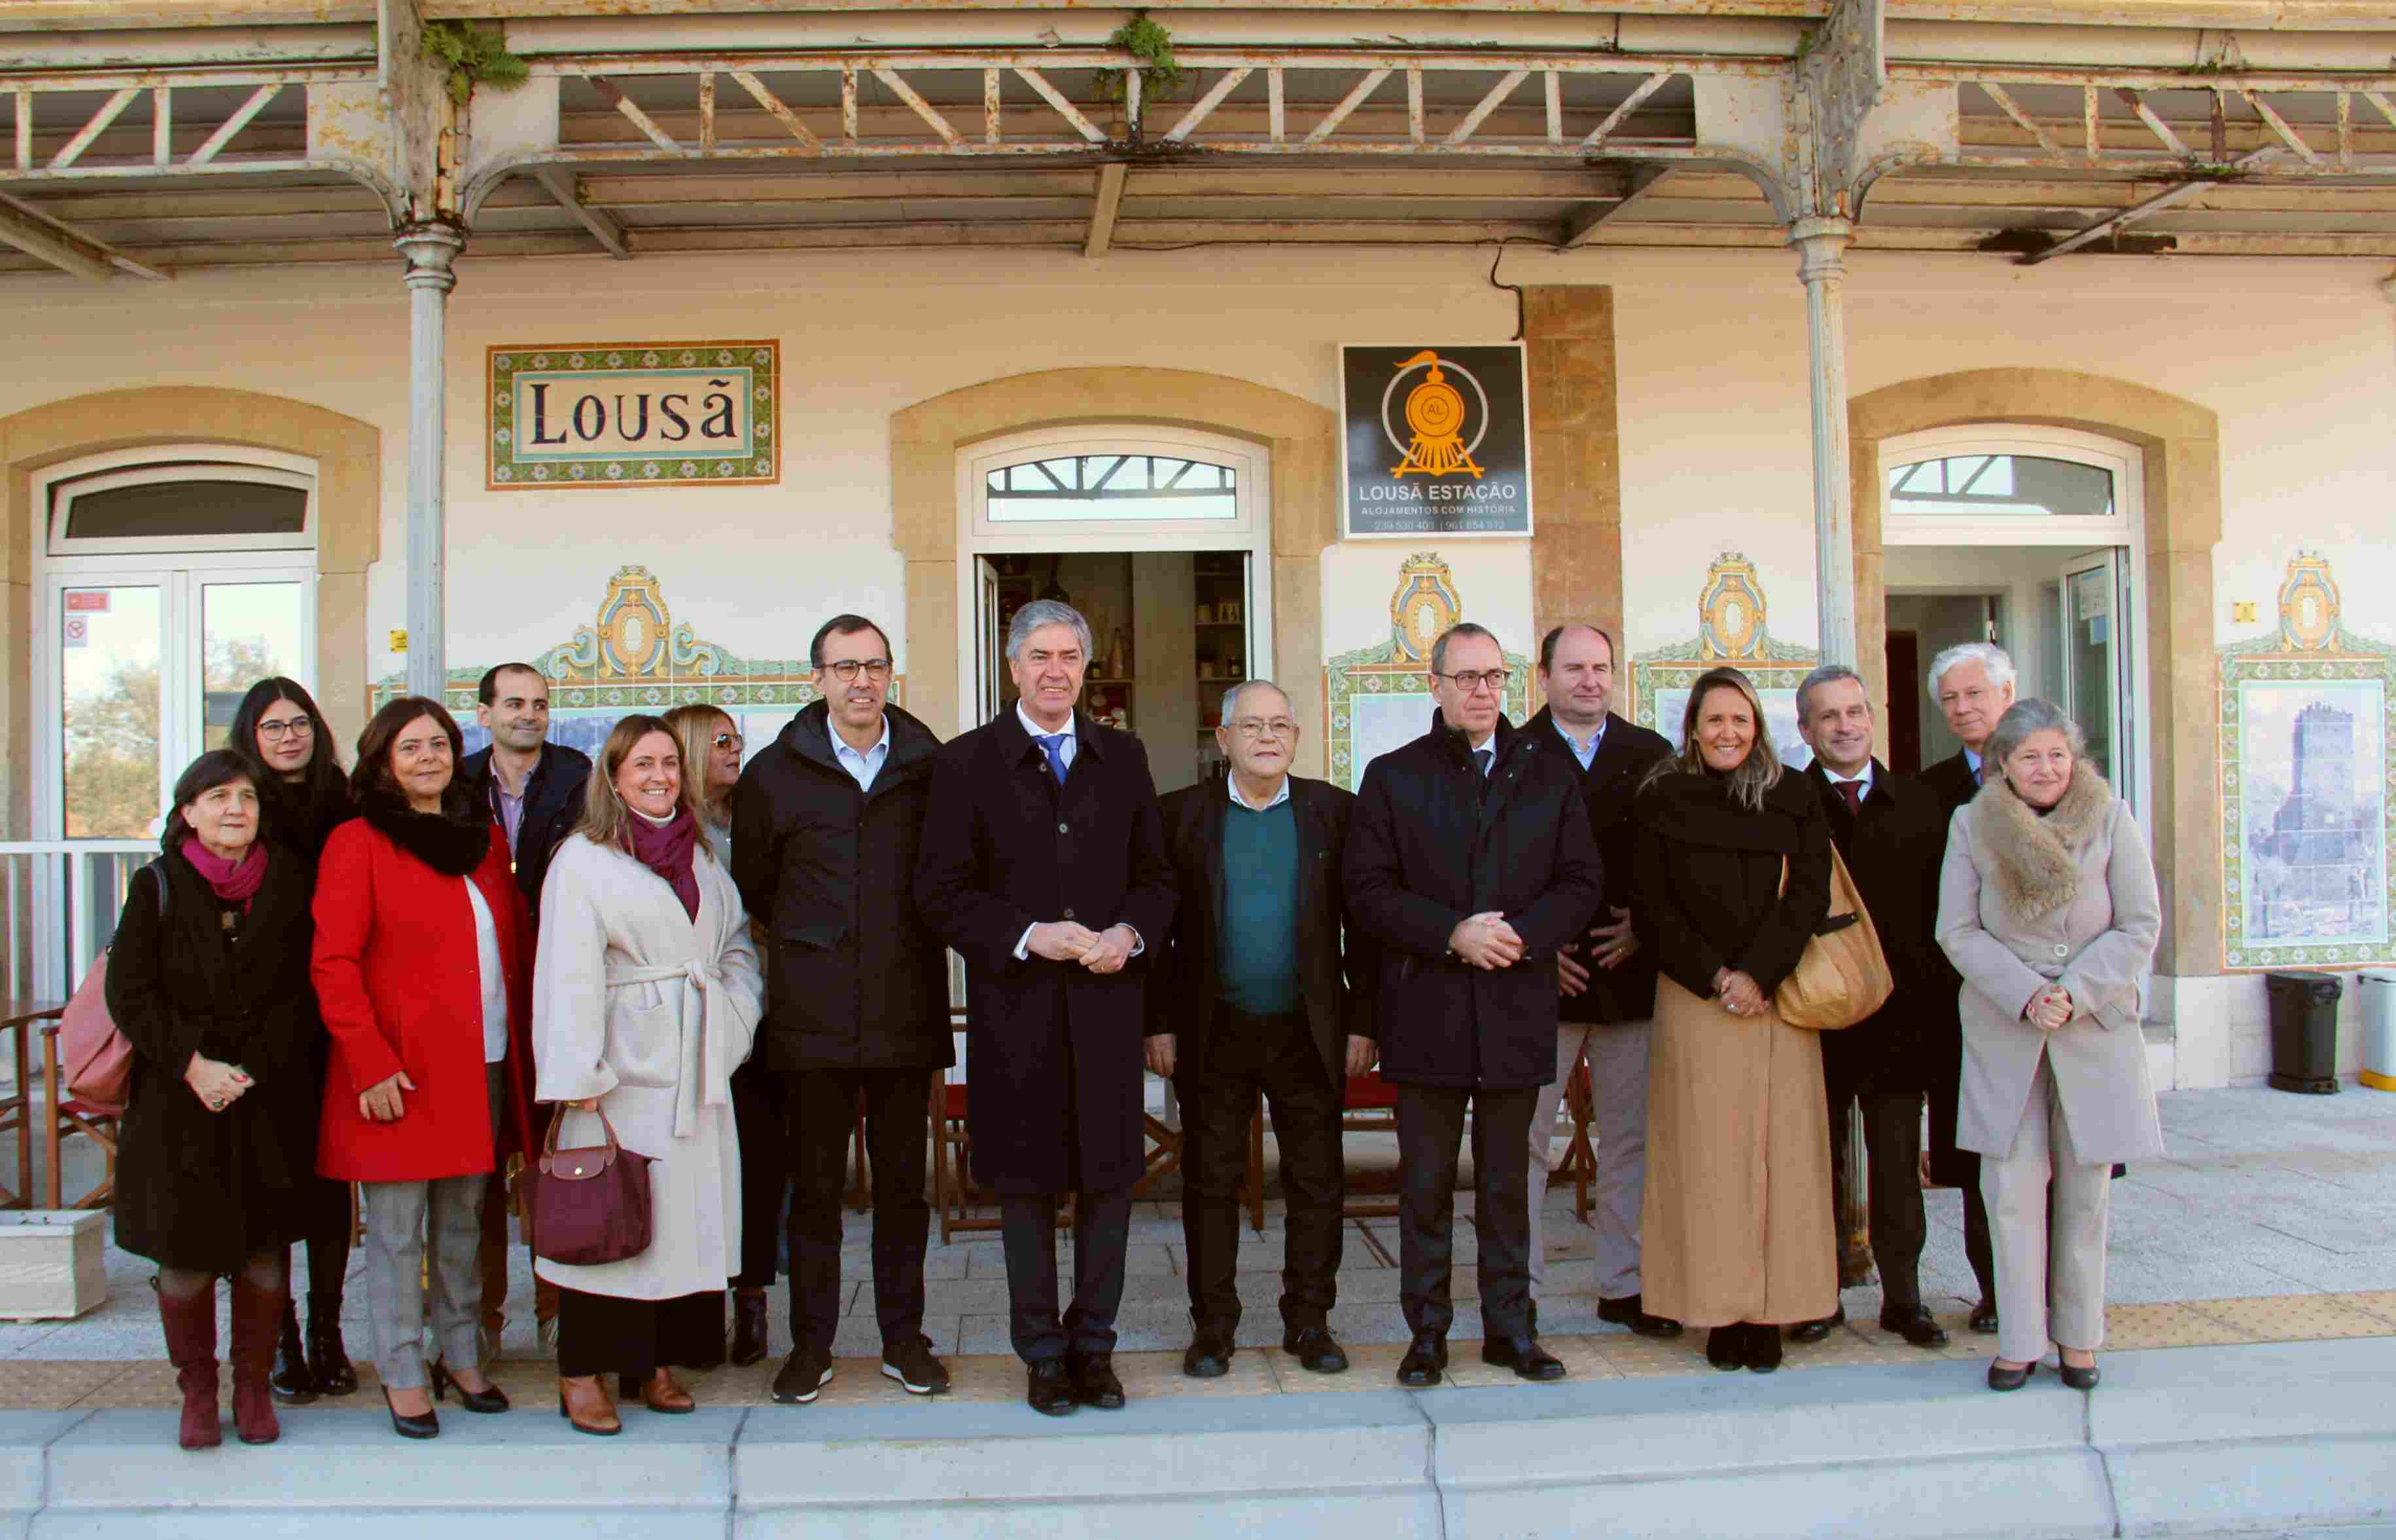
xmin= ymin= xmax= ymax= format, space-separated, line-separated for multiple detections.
xmin=40 ymin=1019 xmax=118 ymax=1210
xmin=930 ymin=1009 xmax=1074 ymax=1243
xmin=1555 ymin=1053 xmax=1599 ymax=1220
xmin=846 ymin=1088 xmax=872 ymax=1214
xmin=1339 ymin=1071 xmax=1401 ymax=1219
xmin=0 ymin=1001 xmax=56 ymax=1211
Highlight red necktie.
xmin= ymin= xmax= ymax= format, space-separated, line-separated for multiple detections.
xmin=1836 ymin=780 xmax=1863 ymax=813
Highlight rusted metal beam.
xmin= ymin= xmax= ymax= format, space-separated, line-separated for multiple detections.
xmin=584 ymin=71 xmax=683 ymax=154
xmin=0 ymin=185 xmax=169 ymax=279
xmin=1559 ymin=166 xmax=1667 ymax=246
xmin=185 ymin=80 xmax=280 ymax=166
xmin=528 ymin=165 xmax=628 ymax=258
xmin=2017 ymin=145 xmax=2274 ymax=265
xmin=1083 ymin=160 xmax=1125 ymax=258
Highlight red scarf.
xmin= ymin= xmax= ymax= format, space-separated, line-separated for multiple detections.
xmin=627 ymin=808 xmax=701 ymax=921
xmin=180 ymin=837 xmax=268 ymax=911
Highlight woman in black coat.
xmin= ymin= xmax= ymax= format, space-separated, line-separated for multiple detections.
xmin=107 ymin=750 xmax=324 ymax=1451
xmin=228 ymin=676 xmax=359 ymax=1401
xmin=1631 ymin=667 xmax=1837 ymax=1375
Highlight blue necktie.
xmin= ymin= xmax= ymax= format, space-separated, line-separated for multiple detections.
xmin=1473 ymin=748 xmax=1493 ymax=778
xmin=1036 ymin=732 xmax=1070 ymax=786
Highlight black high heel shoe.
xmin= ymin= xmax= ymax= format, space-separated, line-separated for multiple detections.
xmin=2057 ymin=1356 xmax=2100 ymax=1391
xmin=1987 ymin=1358 xmax=2036 ymax=1391
xmin=1705 ymin=1327 xmax=1744 ymax=1371
xmin=1743 ymin=1322 xmax=1782 ymax=1374
xmin=429 ymin=1359 xmax=510 ymax=1414
xmin=382 ymin=1387 xmax=439 ymax=1439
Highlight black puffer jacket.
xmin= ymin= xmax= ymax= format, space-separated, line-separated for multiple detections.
xmin=731 ymin=701 xmax=955 ymax=1072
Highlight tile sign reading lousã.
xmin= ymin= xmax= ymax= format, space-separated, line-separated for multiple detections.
xmin=487 ymin=340 xmax=779 ymax=490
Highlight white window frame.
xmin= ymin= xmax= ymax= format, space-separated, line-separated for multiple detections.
xmin=1880 ymin=423 xmax=2149 ymax=826
xmin=42 ymin=444 xmax=318 ymax=557
xmin=1880 ymin=425 xmax=2138 ymax=549
xmin=955 ymin=427 xmax=1275 ymax=732
xmin=33 ymin=447 xmax=321 ymax=842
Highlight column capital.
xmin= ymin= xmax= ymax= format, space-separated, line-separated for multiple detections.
xmin=393 ymin=223 xmax=465 ymax=292
xmin=1786 ymin=215 xmax=1855 ymax=285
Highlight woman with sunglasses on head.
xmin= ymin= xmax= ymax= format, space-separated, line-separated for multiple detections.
xmin=228 ymin=677 xmax=360 ymax=1405
xmin=110 ymin=750 xmax=327 ymax=1450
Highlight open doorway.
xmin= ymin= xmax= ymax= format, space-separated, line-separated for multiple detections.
xmin=1880 ymin=429 xmax=2145 ymax=815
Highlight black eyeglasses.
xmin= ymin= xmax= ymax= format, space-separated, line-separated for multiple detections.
xmin=820 ymin=659 xmax=894 ymax=682
xmin=257 ymin=718 xmax=314 ymax=741
xmin=1434 ymin=669 xmax=1510 ymax=695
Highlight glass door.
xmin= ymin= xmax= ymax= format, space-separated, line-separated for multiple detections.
xmin=974 ymin=557 xmax=1004 ymax=726
xmin=2058 ymin=549 xmax=2132 ymax=796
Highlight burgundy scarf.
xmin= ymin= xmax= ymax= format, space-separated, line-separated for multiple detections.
xmin=629 ymin=808 xmax=701 ymax=921
xmin=180 ymin=837 xmax=268 ymax=911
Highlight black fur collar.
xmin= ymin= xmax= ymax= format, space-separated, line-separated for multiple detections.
xmin=358 ymin=793 xmax=493 ymax=877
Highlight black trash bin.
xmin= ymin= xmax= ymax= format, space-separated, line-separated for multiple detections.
xmin=2265 ymin=971 xmax=2344 ymax=1094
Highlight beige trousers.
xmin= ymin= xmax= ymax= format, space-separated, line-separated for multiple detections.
xmin=1528 ymin=1018 xmax=1651 ymax=1301
xmin=1981 ymin=1053 xmax=2111 ymax=1365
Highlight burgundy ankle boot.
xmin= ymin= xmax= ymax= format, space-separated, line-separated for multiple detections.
xmin=154 ymin=1284 xmax=222 ymax=1450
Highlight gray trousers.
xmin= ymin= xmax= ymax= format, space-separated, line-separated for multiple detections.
xmin=359 ymin=1064 xmax=501 ymax=1391
xmin=1527 ymin=1018 xmax=1651 ymax=1302
xmin=1981 ymin=1054 xmax=2111 ymax=1365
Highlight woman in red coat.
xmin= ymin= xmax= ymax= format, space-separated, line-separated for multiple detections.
xmin=313 ymin=695 xmax=536 ymax=1440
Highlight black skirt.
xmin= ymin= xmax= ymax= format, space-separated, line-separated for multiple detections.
xmin=556 ymin=1287 xmax=726 ymax=1378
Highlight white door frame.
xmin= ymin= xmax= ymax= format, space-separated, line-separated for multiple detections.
xmin=953 ymin=426 xmax=1275 ymax=732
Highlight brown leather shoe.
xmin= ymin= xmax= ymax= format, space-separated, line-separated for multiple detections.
xmin=635 ymin=1367 xmax=696 ymax=1414
xmin=556 ymin=1374 xmax=622 ymax=1436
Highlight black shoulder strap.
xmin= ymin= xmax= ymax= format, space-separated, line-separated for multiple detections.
xmin=147 ymin=856 xmax=169 ymax=918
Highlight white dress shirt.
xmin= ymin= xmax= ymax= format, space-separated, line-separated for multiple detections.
xmin=463 ymin=879 xmax=509 ymax=1063
xmin=1227 ymin=775 xmax=1293 ymax=812
xmin=833 ymin=714 xmax=892 ymax=794
xmin=1824 ymin=761 xmax=1875 ymax=801
xmin=1551 ymin=715 xmax=1606 ymax=771
xmin=1010 ymin=706 xmax=1139 ymax=961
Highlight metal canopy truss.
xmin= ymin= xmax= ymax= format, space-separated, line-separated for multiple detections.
xmin=3 ymin=33 xmax=2393 ymax=273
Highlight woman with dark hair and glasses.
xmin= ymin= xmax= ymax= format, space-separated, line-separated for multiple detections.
xmin=108 ymin=750 xmax=325 ymax=1449
xmin=1632 ymin=665 xmax=1838 ymax=1374
xmin=312 ymin=695 xmax=536 ymax=1439
xmin=226 ymin=676 xmax=359 ymax=1403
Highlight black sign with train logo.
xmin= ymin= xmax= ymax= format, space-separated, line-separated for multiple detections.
xmin=1339 ymin=343 xmax=1534 ymax=538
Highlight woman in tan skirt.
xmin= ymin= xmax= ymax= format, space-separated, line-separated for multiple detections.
xmin=1631 ymin=666 xmax=1837 ymax=1373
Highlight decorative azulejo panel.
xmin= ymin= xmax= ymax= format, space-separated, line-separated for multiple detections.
xmin=487 ymin=341 xmax=779 ymax=491
xmin=1627 ymin=551 xmax=1819 ymax=771
xmin=1324 ymin=552 xmax=1530 ymax=794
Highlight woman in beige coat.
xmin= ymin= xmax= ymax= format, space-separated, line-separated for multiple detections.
xmin=1632 ymin=667 xmax=1837 ymax=1374
xmin=1936 ymin=698 xmax=2162 ymax=1393
xmin=534 ymin=714 xmax=764 ymax=1434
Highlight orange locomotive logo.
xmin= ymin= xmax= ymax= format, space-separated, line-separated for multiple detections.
xmin=1385 ymin=349 xmax=1488 ymax=480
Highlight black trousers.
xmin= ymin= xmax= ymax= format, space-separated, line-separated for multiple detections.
xmin=1396 ymin=1083 xmax=1536 ymax=1340
xmin=1000 ymin=1187 xmax=1133 ymax=1363
xmin=730 ymin=1060 xmax=789 ymax=1290
xmin=786 ymin=1066 xmax=933 ymax=1356
xmin=1822 ymin=1035 xmax=1929 ymax=1313
xmin=294 ymin=1175 xmax=353 ymax=1317
xmin=556 ymin=1287 xmax=723 ymax=1379
xmin=1926 ymin=1044 xmax=1998 ymax=1304
xmin=1179 ymin=1009 xmax=1344 ymax=1334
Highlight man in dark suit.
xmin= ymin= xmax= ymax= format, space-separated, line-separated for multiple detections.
xmin=1920 ymin=641 xmax=2018 ymax=1334
xmin=1145 ymin=680 xmax=1375 ymax=1379
xmin=914 ymin=600 xmax=1177 ymax=1416
xmin=1346 ymin=622 xmax=1604 ymax=1388
xmin=1792 ymin=663 xmax=1951 ymax=1349
xmin=1523 ymin=623 xmax=1680 ymax=1340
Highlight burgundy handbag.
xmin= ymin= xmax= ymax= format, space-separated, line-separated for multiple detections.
xmin=529 ymin=1106 xmax=654 ymax=1267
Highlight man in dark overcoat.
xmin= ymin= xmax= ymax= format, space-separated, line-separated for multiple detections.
xmin=1345 ymin=621 xmax=1603 ymax=1388
xmin=1793 ymin=663 xmax=1952 ymax=1350
xmin=1143 ymin=680 xmax=1375 ymax=1380
xmin=1920 ymin=641 xmax=2018 ymax=1333
xmin=1523 ymin=623 xmax=1681 ymax=1340
xmin=914 ymin=599 xmax=1177 ymax=1416
xmin=733 ymin=614 xmax=955 ymax=1406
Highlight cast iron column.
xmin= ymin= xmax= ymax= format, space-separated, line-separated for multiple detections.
xmin=396 ymin=223 xmax=463 ymax=700
xmin=1791 ymin=213 xmax=1858 ymax=669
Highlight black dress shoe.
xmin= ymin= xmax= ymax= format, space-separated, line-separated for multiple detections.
xmin=771 ymin=1344 xmax=834 ymax=1405
xmin=1969 ymin=1299 xmax=2000 ymax=1334
xmin=1395 ymin=1331 xmax=1447 ymax=1387
xmin=1987 ymin=1358 xmax=2035 ymax=1391
xmin=1743 ymin=1321 xmax=1783 ymax=1374
xmin=1183 ymin=1329 xmax=1235 ymax=1378
xmin=1704 ymin=1327 xmax=1743 ymax=1370
xmin=1282 ymin=1325 xmax=1348 ymax=1375
xmin=429 ymin=1359 xmax=510 ymax=1414
xmin=270 ymin=1299 xmax=319 ymax=1405
xmin=1483 ymin=1335 xmax=1566 ymax=1382
xmin=1026 ymin=1359 xmax=1078 ymax=1416
xmin=729 ymin=1291 xmax=770 ymax=1368
xmin=1878 ymin=1305 xmax=1951 ymax=1349
xmin=1788 ymin=1304 xmax=1845 ymax=1343
xmin=2058 ymin=1359 xmax=2100 ymax=1391
xmin=1070 ymin=1352 xmax=1126 ymax=1410
xmin=382 ymin=1388 xmax=438 ymax=1440
xmin=1596 ymin=1295 xmax=1685 ymax=1339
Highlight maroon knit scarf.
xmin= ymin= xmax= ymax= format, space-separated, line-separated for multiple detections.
xmin=180 ymin=837 xmax=268 ymax=911
xmin=627 ymin=807 xmax=701 ymax=921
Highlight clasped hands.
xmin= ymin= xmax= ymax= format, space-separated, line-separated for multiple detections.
xmin=1449 ymin=911 xmax=1524 ymax=971
xmin=1558 ymin=905 xmax=1640 ymax=998
xmin=185 ymin=1053 xmax=252 ymax=1113
xmin=1028 ymin=919 xmax=1140 ymax=974
xmin=2026 ymin=983 xmax=2075 ymax=1032
xmin=1712 ymin=966 xmax=1766 ymax=1018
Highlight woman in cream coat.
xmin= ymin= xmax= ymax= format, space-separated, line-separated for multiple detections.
xmin=535 ymin=714 xmax=764 ymax=1434
xmin=1936 ymin=698 xmax=2162 ymax=1394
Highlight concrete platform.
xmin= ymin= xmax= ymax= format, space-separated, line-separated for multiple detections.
xmin=9 ymin=1338 xmax=2396 ymax=1538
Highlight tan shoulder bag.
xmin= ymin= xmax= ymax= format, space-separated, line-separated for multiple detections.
xmin=1772 ymin=844 xmax=1895 ymax=1030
